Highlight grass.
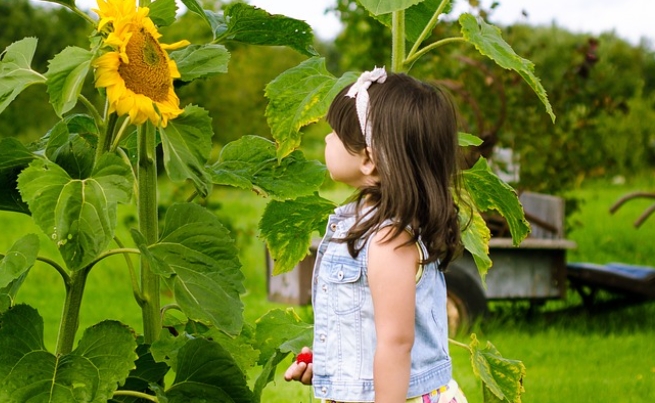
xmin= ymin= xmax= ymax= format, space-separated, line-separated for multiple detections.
xmin=1 ymin=172 xmax=654 ymax=402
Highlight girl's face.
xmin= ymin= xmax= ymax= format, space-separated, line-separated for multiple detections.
xmin=324 ymin=131 xmax=373 ymax=188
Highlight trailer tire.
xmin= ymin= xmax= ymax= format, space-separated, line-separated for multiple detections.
xmin=444 ymin=268 xmax=487 ymax=336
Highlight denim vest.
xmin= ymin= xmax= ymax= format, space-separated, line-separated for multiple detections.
xmin=311 ymin=203 xmax=452 ymax=402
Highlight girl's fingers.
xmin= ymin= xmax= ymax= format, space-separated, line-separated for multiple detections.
xmin=300 ymin=363 xmax=313 ymax=385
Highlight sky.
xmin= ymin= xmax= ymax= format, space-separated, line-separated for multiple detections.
xmin=68 ymin=0 xmax=654 ymax=47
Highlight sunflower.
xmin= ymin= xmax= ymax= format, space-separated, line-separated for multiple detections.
xmin=93 ymin=0 xmax=189 ymax=127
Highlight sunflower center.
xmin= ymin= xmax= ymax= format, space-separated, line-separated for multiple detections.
xmin=119 ymin=27 xmax=171 ymax=102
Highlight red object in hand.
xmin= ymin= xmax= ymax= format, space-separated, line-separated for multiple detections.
xmin=296 ymin=352 xmax=313 ymax=364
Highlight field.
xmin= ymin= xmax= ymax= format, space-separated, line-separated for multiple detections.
xmin=1 ymin=172 xmax=654 ymax=402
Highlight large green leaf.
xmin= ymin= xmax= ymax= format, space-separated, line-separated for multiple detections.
xmin=17 ymin=154 xmax=133 ymax=271
xmin=459 ymin=132 xmax=483 ymax=147
xmin=359 ymin=0 xmax=425 ymax=15
xmin=0 ymin=37 xmax=47 ymax=114
xmin=45 ymin=46 xmax=93 ymax=117
xmin=169 ymin=44 xmax=230 ymax=82
xmin=469 ymin=334 xmax=525 ymax=403
xmin=0 ymin=305 xmax=137 ymax=402
xmin=259 ymin=195 xmax=335 ymax=275
xmin=152 ymin=318 xmax=259 ymax=382
xmin=110 ymin=344 xmax=169 ymax=403
xmin=222 ymin=2 xmax=317 ymax=57
xmin=463 ymin=158 xmax=530 ymax=245
xmin=0 ymin=138 xmax=34 ymax=214
xmin=210 ymin=135 xmax=326 ymax=199
xmin=165 ymin=338 xmax=252 ymax=403
xmin=254 ymin=308 xmax=313 ymax=365
xmin=252 ymin=309 xmax=313 ymax=403
xmin=148 ymin=0 xmax=178 ymax=27
xmin=374 ymin=0 xmax=447 ymax=42
xmin=459 ymin=13 xmax=555 ymax=123
xmin=45 ymin=117 xmax=98 ymax=179
xmin=159 ymin=105 xmax=213 ymax=197
xmin=265 ymin=57 xmax=358 ymax=159
xmin=0 ymin=234 xmax=39 ymax=300
xmin=459 ymin=203 xmax=492 ymax=281
xmin=133 ymin=203 xmax=245 ymax=335
xmin=70 ymin=321 xmax=139 ymax=401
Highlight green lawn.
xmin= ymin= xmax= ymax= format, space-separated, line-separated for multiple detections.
xmin=2 ymin=173 xmax=654 ymax=402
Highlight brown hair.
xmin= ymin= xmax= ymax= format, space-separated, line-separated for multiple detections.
xmin=326 ymin=73 xmax=464 ymax=269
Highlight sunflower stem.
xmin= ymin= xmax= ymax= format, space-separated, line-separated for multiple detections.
xmin=137 ymin=122 xmax=161 ymax=344
xmin=56 ymin=269 xmax=89 ymax=355
xmin=391 ymin=10 xmax=406 ymax=73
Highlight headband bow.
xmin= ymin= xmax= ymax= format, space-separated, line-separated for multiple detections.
xmin=345 ymin=67 xmax=387 ymax=147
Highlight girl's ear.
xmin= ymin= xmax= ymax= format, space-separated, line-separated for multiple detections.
xmin=360 ymin=147 xmax=377 ymax=177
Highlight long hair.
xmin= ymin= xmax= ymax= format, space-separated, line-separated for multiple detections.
xmin=326 ymin=73 xmax=464 ymax=269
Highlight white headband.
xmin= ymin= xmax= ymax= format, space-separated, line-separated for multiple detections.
xmin=345 ymin=67 xmax=387 ymax=147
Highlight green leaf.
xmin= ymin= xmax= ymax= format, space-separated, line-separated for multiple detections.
xmin=17 ymin=154 xmax=133 ymax=271
xmin=459 ymin=132 xmax=483 ymax=147
xmin=45 ymin=117 xmax=97 ymax=179
xmin=460 ymin=204 xmax=492 ymax=281
xmin=0 ymin=37 xmax=47 ymax=114
xmin=252 ymin=350 xmax=289 ymax=403
xmin=150 ymin=330 xmax=188 ymax=370
xmin=45 ymin=46 xmax=93 ymax=117
xmin=0 ymin=305 xmax=45 ymax=381
xmin=375 ymin=0 xmax=447 ymax=42
xmin=359 ymin=0 xmax=425 ymax=15
xmin=177 ymin=1 xmax=227 ymax=39
xmin=0 ymin=306 xmax=138 ymax=403
xmin=469 ymin=334 xmax=526 ymax=403
xmin=166 ymin=338 xmax=252 ymax=403
xmin=169 ymin=44 xmax=230 ymax=82
xmin=463 ymin=158 xmax=530 ymax=246
xmin=210 ymin=135 xmax=326 ymax=199
xmin=459 ymin=14 xmax=555 ymax=123
xmin=222 ymin=3 xmax=318 ymax=57
xmin=0 ymin=138 xmax=34 ymax=214
xmin=40 ymin=0 xmax=75 ymax=7
xmin=137 ymin=203 xmax=245 ymax=335
xmin=148 ymin=0 xmax=178 ymax=27
xmin=0 ymin=295 xmax=10 ymax=313
xmin=160 ymin=105 xmax=213 ymax=197
xmin=0 ymin=234 xmax=39 ymax=290
xmin=71 ymin=321 xmax=139 ymax=401
xmin=259 ymin=195 xmax=335 ymax=275
xmin=111 ymin=344 xmax=168 ymax=402
xmin=179 ymin=0 xmax=207 ymax=24
xmin=265 ymin=57 xmax=358 ymax=159
xmin=254 ymin=308 xmax=313 ymax=365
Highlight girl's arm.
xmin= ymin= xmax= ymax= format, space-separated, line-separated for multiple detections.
xmin=368 ymin=228 xmax=418 ymax=403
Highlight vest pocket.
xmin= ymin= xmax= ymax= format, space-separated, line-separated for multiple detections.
xmin=325 ymin=263 xmax=363 ymax=314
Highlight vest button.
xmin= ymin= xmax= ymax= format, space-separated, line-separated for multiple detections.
xmin=330 ymin=223 xmax=337 ymax=231
xmin=337 ymin=270 xmax=344 ymax=280
xmin=320 ymin=333 xmax=326 ymax=342
xmin=321 ymin=386 xmax=327 ymax=394
xmin=322 ymin=284 xmax=328 ymax=292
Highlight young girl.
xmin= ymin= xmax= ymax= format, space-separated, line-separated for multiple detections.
xmin=284 ymin=68 xmax=468 ymax=403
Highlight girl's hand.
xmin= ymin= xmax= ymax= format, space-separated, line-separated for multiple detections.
xmin=284 ymin=346 xmax=313 ymax=385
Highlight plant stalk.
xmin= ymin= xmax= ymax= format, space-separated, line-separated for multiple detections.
xmin=137 ymin=122 xmax=161 ymax=343
xmin=391 ymin=10 xmax=406 ymax=73
xmin=56 ymin=269 xmax=89 ymax=355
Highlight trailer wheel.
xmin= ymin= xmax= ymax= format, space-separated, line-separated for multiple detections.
xmin=444 ymin=268 xmax=487 ymax=336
